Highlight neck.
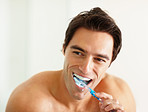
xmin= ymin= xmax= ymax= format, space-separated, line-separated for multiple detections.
xmin=54 ymin=70 xmax=92 ymax=110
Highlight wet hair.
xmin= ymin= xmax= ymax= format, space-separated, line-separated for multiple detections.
xmin=63 ymin=7 xmax=122 ymax=63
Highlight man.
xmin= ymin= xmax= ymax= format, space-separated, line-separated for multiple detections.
xmin=6 ymin=7 xmax=136 ymax=112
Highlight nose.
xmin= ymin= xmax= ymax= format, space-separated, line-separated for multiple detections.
xmin=79 ymin=57 xmax=93 ymax=74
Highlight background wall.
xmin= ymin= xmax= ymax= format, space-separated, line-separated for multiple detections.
xmin=0 ymin=0 xmax=148 ymax=111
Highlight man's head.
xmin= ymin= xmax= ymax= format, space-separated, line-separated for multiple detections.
xmin=63 ymin=7 xmax=122 ymax=63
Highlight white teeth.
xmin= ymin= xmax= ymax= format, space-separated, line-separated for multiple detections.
xmin=73 ymin=77 xmax=84 ymax=88
xmin=73 ymin=73 xmax=90 ymax=81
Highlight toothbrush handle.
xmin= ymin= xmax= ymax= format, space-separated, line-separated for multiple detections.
xmin=89 ymin=88 xmax=116 ymax=112
xmin=88 ymin=88 xmax=102 ymax=102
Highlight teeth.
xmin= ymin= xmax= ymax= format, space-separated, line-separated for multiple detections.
xmin=73 ymin=77 xmax=84 ymax=88
xmin=73 ymin=73 xmax=91 ymax=81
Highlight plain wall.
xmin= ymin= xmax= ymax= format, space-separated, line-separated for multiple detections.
xmin=1 ymin=0 xmax=148 ymax=111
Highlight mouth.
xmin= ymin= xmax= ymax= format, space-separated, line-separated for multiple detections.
xmin=72 ymin=72 xmax=92 ymax=88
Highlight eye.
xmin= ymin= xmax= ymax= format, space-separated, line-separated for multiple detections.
xmin=94 ymin=58 xmax=105 ymax=63
xmin=73 ymin=51 xmax=84 ymax=56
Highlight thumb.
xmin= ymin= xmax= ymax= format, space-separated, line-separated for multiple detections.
xmin=95 ymin=92 xmax=113 ymax=99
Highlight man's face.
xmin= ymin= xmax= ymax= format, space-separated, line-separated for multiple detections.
xmin=62 ymin=27 xmax=113 ymax=100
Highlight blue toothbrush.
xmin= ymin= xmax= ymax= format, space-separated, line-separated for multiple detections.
xmin=74 ymin=77 xmax=102 ymax=102
xmin=80 ymin=81 xmax=102 ymax=102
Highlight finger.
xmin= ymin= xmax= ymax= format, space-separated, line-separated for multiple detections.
xmin=117 ymin=110 xmax=125 ymax=112
xmin=95 ymin=92 xmax=113 ymax=99
xmin=99 ymin=98 xmax=117 ymax=109
xmin=104 ymin=102 xmax=124 ymax=112
xmin=103 ymin=99 xmax=119 ymax=106
xmin=99 ymin=98 xmax=124 ymax=111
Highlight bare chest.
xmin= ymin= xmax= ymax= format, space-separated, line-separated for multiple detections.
xmin=50 ymin=99 xmax=101 ymax=112
xmin=51 ymin=106 xmax=101 ymax=112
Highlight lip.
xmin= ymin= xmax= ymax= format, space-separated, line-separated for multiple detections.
xmin=72 ymin=72 xmax=92 ymax=80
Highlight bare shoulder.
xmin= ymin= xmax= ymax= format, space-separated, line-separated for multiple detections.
xmin=104 ymin=73 xmax=129 ymax=90
xmin=101 ymin=73 xmax=136 ymax=112
xmin=6 ymin=70 xmax=61 ymax=112
xmin=103 ymin=73 xmax=133 ymax=94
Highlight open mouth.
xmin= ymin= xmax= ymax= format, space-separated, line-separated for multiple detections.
xmin=73 ymin=72 xmax=92 ymax=88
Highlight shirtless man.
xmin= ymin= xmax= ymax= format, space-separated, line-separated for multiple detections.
xmin=6 ymin=7 xmax=136 ymax=112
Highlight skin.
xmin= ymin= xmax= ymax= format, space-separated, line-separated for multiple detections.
xmin=6 ymin=28 xmax=136 ymax=112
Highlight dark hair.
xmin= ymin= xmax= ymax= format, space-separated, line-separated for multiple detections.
xmin=63 ymin=7 xmax=122 ymax=62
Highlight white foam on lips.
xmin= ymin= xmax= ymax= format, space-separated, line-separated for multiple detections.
xmin=73 ymin=73 xmax=91 ymax=81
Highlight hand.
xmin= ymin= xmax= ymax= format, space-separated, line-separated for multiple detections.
xmin=95 ymin=92 xmax=125 ymax=112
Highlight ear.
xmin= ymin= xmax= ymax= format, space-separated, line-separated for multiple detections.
xmin=62 ymin=45 xmax=65 ymax=55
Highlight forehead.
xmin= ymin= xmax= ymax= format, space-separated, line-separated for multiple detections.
xmin=68 ymin=28 xmax=114 ymax=55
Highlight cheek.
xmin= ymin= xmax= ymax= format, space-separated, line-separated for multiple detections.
xmin=63 ymin=57 xmax=75 ymax=72
xmin=95 ymin=64 xmax=109 ymax=77
xmin=64 ymin=56 xmax=72 ymax=67
xmin=64 ymin=54 xmax=80 ymax=68
xmin=101 ymin=65 xmax=109 ymax=72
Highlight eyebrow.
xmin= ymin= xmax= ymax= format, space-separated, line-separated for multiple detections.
xmin=70 ymin=45 xmax=110 ymax=60
xmin=70 ymin=45 xmax=86 ymax=53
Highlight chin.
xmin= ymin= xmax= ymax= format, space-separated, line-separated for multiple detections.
xmin=71 ymin=91 xmax=88 ymax=100
xmin=73 ymin=95 xmax=85 ymax=100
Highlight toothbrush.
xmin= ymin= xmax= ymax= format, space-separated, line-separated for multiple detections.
xmin=74 ymin=77 xmax=118 ymax=111
xmin=79 ymin=80 xmax=102 ymax=103
xmin=79 ymin=80 xmax=119 ymax=112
